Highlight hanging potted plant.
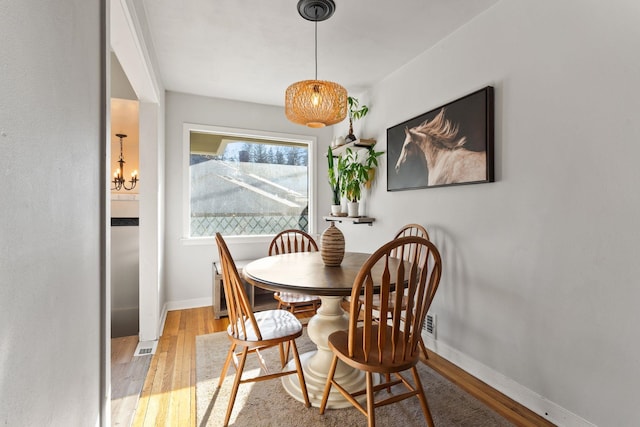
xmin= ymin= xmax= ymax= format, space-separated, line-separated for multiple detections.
xmin=364 ymin=146 xmax=384 ymax=188
xmin=345 ymin=96 xmax=369 ymax=143
xmin=327 ymin=146 xmax=342 ymax=216
xmin=339 ymin=147 xmax=383 ymax=217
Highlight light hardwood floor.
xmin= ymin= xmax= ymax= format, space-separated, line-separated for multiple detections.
xmin=112 ymin=336 xmax=153 ymax=426
xmin=127 ymin=306 xmax=554 ymax=427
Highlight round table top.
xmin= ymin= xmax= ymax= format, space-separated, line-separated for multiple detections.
xmin=242 ymin=251 xmax=402 ymax=297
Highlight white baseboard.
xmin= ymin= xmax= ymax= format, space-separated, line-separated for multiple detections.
xmin=423 ymin=335 xmax=595 ymax=427
xmin=159 ymin=302 xmax=168 ymax=336
xmin=165 ymin=297 xmax=212 ymax=312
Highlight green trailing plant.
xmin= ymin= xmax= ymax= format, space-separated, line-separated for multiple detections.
xmin=339 ymin=147 xmax=384 ymax=202
xmin=346 ymin=96 xmax=369 ymax=141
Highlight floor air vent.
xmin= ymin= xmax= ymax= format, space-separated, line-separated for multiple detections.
xmin=134 ymin=340 xmax=158 ymax=357
xmin=423 ymin=313 xmax=436 ymax=339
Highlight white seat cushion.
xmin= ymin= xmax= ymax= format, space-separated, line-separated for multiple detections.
xmin=277 ymin=292 xmax=320 ymax=304
xmin=229 ymin=309 xmax=302 ymax=341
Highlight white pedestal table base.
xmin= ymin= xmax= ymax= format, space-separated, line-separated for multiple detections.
xmin=281 ymin=296 xmax=379 ymax=409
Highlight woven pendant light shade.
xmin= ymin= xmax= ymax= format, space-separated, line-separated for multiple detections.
xmin=285 ymin=79 xmax=347 ymax=128
xmin=286 ymin=0 xmax=346 ymax=128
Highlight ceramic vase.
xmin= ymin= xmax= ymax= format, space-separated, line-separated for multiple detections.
xmin=321 ymin=222 xmax=345 ymax=267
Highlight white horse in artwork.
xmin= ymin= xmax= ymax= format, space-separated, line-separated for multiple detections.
xmin=395 ymin=109 xmax=486 ymax=185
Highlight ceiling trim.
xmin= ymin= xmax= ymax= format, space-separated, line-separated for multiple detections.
xmin=110 ymin=0 xmax=159 ymax=103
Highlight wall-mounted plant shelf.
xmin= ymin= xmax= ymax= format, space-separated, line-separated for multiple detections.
xmin=330 ymin=139 xmax=377 ymax=157
xmin=323 ymin=215 xmax=375 ymax=226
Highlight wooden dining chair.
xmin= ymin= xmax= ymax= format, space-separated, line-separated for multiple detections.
xmin=269 ymin=230 xmax=321 ymax=316
xmin=320 ymin=236 xmax=442 ymax=427
xmin=269 ymin=229 xmax=321 ymax=362
xmin=215 ymin=233 xmax=310 ymax=426
xmin=358 ymin=224 xmax=432 ymax=359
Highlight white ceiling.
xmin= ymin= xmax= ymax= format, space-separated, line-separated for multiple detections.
xmin=141 ymin=0 xmax=498 ymax=107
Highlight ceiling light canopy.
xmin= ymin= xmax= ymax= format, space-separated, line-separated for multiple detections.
xmin=285 ymin=0 xmax=347 ymax=128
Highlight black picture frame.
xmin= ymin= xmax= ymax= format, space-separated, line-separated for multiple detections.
xmin=387 ymin=86 xmax=494 ymax=191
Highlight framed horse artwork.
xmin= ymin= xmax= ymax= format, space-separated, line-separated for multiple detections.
xmin=387 ymin=86 xmax=494 ymax=191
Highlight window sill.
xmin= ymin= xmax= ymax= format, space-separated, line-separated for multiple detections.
xmin=180 ymin=235 xmax=274 ymax=246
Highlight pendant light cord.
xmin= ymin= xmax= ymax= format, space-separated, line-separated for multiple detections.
xmin=314 ymin=13 xmax=318 ymax=79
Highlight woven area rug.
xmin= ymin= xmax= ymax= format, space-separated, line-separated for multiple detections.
xmin=196 ymin=331 xmax=513 ymax=427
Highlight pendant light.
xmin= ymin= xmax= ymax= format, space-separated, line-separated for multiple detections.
xmin=285 ymin=0 xmax=347 ymax=128
xmin=111 ymin=133 xmax=139 ymax=191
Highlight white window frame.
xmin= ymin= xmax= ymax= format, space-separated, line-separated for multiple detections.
xmin=182 ymin=123 xmax=317 ymax=244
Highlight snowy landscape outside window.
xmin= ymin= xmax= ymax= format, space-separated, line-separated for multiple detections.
xmin=187 ymin=127 xmax=313 ymax=237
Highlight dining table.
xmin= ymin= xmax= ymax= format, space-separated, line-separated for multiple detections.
xmin=242 ymin=251 xmax=405 ymax=409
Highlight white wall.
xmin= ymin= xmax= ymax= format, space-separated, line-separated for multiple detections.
xmin=163 ymin=92 xmax=333 ymax=308
xmin=351 ymin=1 xmax=640 ymax=425
xmin=0 ymin=1 xmax=105 ymax=425
xmin=111 ymin=199 xmax=140 ymax=337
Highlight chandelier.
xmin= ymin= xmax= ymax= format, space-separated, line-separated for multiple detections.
xmin=111 ymin=133 xmax=139 ymax=191
xmin=285 ymin=0 xmax=347 ymax=128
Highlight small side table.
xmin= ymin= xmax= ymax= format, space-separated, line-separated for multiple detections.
xmin=212 ymin=259 xmax=277 ymax=318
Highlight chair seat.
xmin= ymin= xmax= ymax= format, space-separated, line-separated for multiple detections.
xmin=327 ymin=325 xmax=419 ymax=373
xmin=275 ymin=292 xmax=320 ymax=305
xmin=228 ymin=309 xmax=302 ymax=342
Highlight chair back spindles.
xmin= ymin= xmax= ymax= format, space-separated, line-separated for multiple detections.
xmin=394 ymin=223 xmax=429 ymax=240
xmin=215 ymin=232 xmax=261 ymax=341
xmin=348 ymin=236 xmax=442 ymax=367
xmin=391 ymin=223 xmax=430 ymax=270
xmin=269 ymin=229 xmax=318 ymax=256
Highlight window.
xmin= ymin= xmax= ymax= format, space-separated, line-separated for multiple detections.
xmin=183 ymin=124 xmax=316 ymax=239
